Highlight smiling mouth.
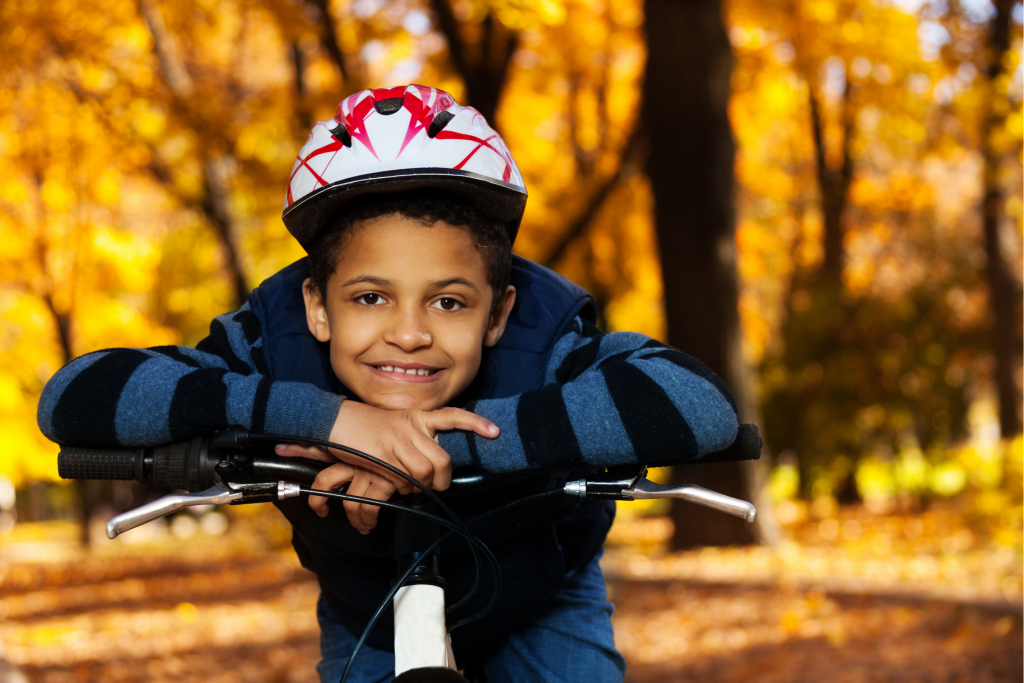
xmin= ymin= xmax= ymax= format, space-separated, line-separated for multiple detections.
xmin=373 ymin=365 xmax=439 ymax=377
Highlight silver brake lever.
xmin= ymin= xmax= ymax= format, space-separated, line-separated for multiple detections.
xmin=628 ymin=479 xmax=756 ymax=522
xmin=564 ymin=476 xmax=757 ymax=523
xmin=105 ymin=484 xmax=243 ymax=539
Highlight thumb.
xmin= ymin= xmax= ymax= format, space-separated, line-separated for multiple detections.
xmin=423 ymin=407 xmax=500 ymax=439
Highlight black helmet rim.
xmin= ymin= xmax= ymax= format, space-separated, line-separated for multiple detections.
xmin=283 ymin=168 xmax=528 ymax=252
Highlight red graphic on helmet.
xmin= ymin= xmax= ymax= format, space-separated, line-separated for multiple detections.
xmin=281 ymin=85 xmax=526 ymax=251
xmin=284 ymin=85 xmax=523 ymax=208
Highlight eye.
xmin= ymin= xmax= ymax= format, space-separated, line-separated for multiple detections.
xmin=431 ymin=297 xmax=463 ymax=311
xmin=355 ymin=293 xmax=385 ymax=306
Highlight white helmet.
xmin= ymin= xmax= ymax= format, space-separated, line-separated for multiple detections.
xmin=283 ymin=84 xmax=527 ymax=250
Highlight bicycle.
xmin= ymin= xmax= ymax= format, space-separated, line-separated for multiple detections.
xmin=57 ymin=424 xmax=763 ymax=682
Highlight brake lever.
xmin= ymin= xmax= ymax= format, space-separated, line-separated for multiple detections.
xmin=564 ymin=474 xmax=757 ymax=523
xmin=106 ymin=477 xmax=307 ymax=539
xmin=105 ymin=485 xmax=243 ymax=539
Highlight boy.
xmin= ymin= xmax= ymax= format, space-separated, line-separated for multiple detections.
xmin=38 ymin=85 xmax=738 ymax=682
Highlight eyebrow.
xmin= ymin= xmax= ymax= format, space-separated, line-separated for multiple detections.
xmin=340 ymin=275 xmax=394 ymax=288
xmin=430 ymin=277 xmax=480 ymax=293
xmin=339 ymin=275 xmax=480 ymax=293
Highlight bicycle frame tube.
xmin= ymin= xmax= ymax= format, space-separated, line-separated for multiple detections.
xmin=391 ymin=496 xmax=462 ymax=678
xmin=394 ymin=584 xmax=453 ymax=674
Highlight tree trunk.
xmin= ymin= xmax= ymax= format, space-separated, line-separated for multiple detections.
xmin=981 ymin=0 xmax=1023 ymax=436
xmin=643 ymin=0 xmax=761 ymax=547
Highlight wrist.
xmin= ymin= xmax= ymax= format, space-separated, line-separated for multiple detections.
xmin=330 ymin=400 xmax=375 ymax=444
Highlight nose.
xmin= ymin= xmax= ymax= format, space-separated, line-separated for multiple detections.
xmin=383 ymin=307 xmax=433 ymax=352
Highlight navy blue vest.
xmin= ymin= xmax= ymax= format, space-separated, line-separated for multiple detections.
xmin=248 ymin=255 xmax=614 ymax=651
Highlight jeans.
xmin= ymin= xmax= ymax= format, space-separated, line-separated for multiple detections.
xmin=316 ymin=551 xmax=626 ymax=683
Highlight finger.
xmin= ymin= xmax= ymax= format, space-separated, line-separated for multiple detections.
xmin=411 ymin=432 xmax=452 ymax=491
xmin=343 ymin=473 xmax=374 ymax=534
xmin=389 ymin=471 xmax=416 ymax=496
xmin=329 ymin=447 xmax=409 ymax=488
xmin=358 ymin=477 xmax=397 ymax=532
xmin=423 ymin=407 xmax=500 ymax=439
xmin=309 ymin=463 xmax=357 ymax=517
xmin=329 ymin=448 xmax=415 ymax=495
xmin=275 ymin=443 xmax=335 ymax=462
xmin=392 ymin=441 xmax=437 ymax=490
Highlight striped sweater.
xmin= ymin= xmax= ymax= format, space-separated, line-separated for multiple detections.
xmin=37 ymin=305 xmax=738 ymax=474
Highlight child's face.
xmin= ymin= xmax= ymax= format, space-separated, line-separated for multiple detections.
xmin=303 ymin=214 xmax=516 ymax=411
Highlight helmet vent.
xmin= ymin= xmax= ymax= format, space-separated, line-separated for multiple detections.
xmin=427 ymin=110 xmax=455 ymax=139
xmin=329 ymin=123 xmax=352 ymax=147
xmin=373 ymin=98 xmax=405 ymax=115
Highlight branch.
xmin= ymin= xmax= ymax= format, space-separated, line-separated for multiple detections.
xmin=291 ymin=41 xmax=312 ymax=132
xmin=305 ymin=0 xmax=362 ymax=92
xmin=838 ymin=74 xmax=855 ymax=203
xmin=136 ymin=0 xmax=249 ymax=305
xmin=430 ymin=0 xmax=470 ymax=79
xmin=136 ymin=0 xmax=194 ymax=97
xmin=29 ymin=172 xmax=74 ymax=365
xmin=807 ymin=75 xmax=855 ymax=280
xmin=429 ymin=0 xmax=518 ymax=124
xmin=808 ymin=86 xmax=828 ymax=192
xmin=542 ymin=128 xmax=647 ymax=268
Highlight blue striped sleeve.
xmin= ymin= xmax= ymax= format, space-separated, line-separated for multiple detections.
xmin=438 ymin=317 xmax=738 ymax=473
xmin=38 ymin=304 xmax=345 ymax=447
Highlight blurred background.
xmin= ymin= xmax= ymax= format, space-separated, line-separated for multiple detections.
xmin=0 ymin=0 xmax=1021 ymax=680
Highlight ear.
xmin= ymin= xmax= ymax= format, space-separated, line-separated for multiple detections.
xmin=483 ymin=286 xmax=516 ymax=348
xmin=303 ymin=278 xmax=332 ymax=342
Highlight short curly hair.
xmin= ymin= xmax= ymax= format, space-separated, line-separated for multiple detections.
xmin=307 ymin=190 xmax=513 ymax=308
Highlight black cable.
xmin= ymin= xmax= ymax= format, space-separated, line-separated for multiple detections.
xmin=253 ymin=432 xmax=493 ymax=620
xmin=300 ymin=488 xmax=490 ymax=542
xmin=250 ymin=432 xmax=490 ymax=607
xmin=260 ymin=434 xmax=566 ymax=678
xmin=466 ymin=489 xmax=564 ymax=527
xmin=444 ymin=489 xmax=564 ymax=629
xmin=301 ymin=487 xmax=503 ymax=631
xmin=338 ymin=531 xmax=450 ymax=683
xmin=246 ymin=432 xmax=467 ymax=528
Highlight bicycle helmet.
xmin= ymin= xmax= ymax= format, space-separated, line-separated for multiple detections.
xmin=283 ymin=84 xmax=527 ymax=250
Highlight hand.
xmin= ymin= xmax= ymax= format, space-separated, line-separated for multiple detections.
xmin=275 ymin=401 xmax=500 ymax=532
xmin=326 ymin=401 xmax=499 ymax=493
xmin=274 ymin=442 xmax=396 ymax=534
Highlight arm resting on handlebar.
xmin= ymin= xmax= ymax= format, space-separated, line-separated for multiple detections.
xmin=438 ymin=317 xmax=739 ymax=475
xmin=37 ymin=305 xmax=344 ymax=448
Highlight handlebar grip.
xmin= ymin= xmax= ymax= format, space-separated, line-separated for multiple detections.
xmin=58 ymin=437 xmax=214 ymax=490
xmin=152 ymin=441 xmax=189 ymax=490
xmin=699 ymin=423 xmax=762 ymax=464
xmin=58 ymin=446 xmax=143 ymax=481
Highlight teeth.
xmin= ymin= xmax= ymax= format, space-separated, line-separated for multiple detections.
xmin=377 ymin=365 xmax=435 ymax=375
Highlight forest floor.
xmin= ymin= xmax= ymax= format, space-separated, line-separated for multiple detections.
xmin=0 ymin=503 xmax=1020 ymax=683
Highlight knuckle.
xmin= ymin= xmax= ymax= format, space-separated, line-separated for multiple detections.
xmin=410 ymin=461 xmax=432 ymax=480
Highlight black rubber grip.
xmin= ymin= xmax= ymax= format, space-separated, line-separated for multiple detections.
xmin=153 ymin=442 xmax=188 ymax=490
xmin=699 ymin=423 xmax=762 ymax=463
xmin=58 ymin=446 xmax=141 ymax=481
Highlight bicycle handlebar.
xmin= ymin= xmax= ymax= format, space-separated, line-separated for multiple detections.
xmin=57 ymin=424 xmax=763 ymax=494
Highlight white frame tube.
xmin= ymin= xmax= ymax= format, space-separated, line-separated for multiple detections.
xmin=393 ymin=584 xmax=454 ymax=675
